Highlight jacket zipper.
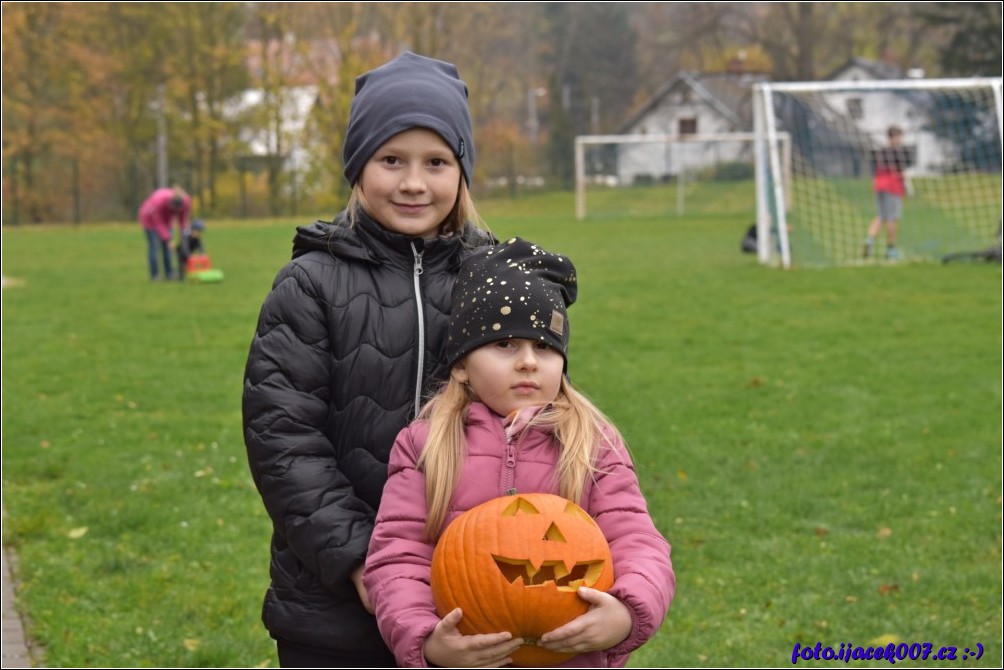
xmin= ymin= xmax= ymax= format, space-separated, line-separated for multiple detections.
xmin=501 ymin=419 xmax=518 ymax=495
xmin=410 ymin=241 xmax=425 ymax=418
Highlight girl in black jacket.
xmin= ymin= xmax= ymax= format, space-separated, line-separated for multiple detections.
xmin=242 ymin=51 xmax=493 ymax=668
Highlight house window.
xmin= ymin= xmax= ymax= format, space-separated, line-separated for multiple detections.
xmin=678 ymin=118 xmax=697 ymax=135
xmin=847 ymin=98 xmax=863 ymax=120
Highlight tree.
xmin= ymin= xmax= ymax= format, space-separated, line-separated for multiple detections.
xmin=273 ymin=2 xmax=395 ymax=209
xmin=915 ymin=2 xmax=1003 ymax=77
xmin=539 ymin=2 xmax=639 ymax=188
xmin=2 ymin=3 xmax=95 ymax=222
xmin=83 ymin=3 xmax=182 ymax=215
xmin=734 ymin=2 xmax=821 ymax=81
xmin=176 ymin=3 xmax=251 ymax=213
xmin=6 ymin=2 xmax=991 ymax=223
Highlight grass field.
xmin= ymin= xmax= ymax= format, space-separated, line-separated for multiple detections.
xmin=2 ymin=191 xmax=1001 ymax=667
xmin=583 ymin=176 xmax=1002 ymax=267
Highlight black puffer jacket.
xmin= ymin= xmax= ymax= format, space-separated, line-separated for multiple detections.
xmin=243 ymin=209 xmax=491 ymax=652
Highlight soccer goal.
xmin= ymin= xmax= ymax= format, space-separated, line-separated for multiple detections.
xmin=753 ymin=77 xmax=1003 ymax=268
xmin=574 ymin=132 xmax=790 ymax=221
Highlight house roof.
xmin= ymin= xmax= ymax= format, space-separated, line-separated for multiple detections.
xmin=617 ymin=70 xmax=770 ymax=134
xmin=617 ymin=56 xmax=914 ymax=137
xmin=824 ymin=57 xmax=905 ymax=82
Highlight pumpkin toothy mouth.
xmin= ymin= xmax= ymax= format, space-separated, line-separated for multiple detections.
xmin=492 ymin=557 xmax=605 ymax=590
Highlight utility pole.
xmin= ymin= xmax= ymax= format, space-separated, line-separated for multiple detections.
xmin=527 ymin=87 xmax=547 ymax=176
xmin=156 ymin=83 xmax=168 ymax=187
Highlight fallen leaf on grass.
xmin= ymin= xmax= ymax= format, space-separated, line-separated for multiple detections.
xmin=183 ymin=638 xmax=200 ymax=651
xmin=868 ymin=634 xmax=900 ymax=646
xmin=67 ymin=527 xmax=89 ymax=539
xmin=876 ymin=527 xmax=892 ymax=539
xmin=878 ymin=584 xmax=899 ymax=596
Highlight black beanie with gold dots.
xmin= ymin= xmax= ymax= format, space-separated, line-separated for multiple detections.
xmin=446 ymin=237 xmax=578 ymax=368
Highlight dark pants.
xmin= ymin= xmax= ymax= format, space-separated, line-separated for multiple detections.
xmin=144 ymin=227 xmax=173 ymax=280
xmin=176 ymin=247 xmax=189 ymax=281
xmin=276 ymin=638 xmax=397 ymax=668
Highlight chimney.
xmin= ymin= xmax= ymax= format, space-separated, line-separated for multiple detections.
xmin=729 ymin=50 xmax=747 ymax=74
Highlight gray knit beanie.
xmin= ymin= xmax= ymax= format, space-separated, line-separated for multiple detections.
xmin=343 ymin=51 xmax=475 ymax=186
xmin=446 ymin=238 xmax=578 ymax=369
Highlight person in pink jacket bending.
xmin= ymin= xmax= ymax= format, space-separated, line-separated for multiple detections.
xmin=364 ymin=237 xmax=675 ymax=668
xmin=138 ymin=186 xmax=191 ymax=280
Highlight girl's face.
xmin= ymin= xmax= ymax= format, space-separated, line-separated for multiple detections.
xmin=358 ymin=128 xmax=462 ymax=239
xmin=452 ymin=338 xmax=564 ymax=418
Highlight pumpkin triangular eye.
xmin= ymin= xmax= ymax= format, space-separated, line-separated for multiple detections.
xmin=502 ymin=497 xmax=541 ymax=516
xmin=543 ymin=522 xmax=566 ymax=542
xmin=563 ymin=501 xmax=593 ymax=522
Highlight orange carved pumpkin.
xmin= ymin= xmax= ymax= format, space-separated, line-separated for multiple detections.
xmin=430 ymin=493 xmax=615 ymax=666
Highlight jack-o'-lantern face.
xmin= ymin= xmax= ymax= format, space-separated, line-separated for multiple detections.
xmin=431 ymin=493 xmax=615 ymax=667
xmin=491 ymin=496 xmax=609 ymax=591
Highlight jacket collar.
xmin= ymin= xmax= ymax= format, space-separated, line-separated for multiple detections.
xmin=466 ymin=402 xmax=555 ymax=441
xmin=292 ymin=206 xmax=491 ymax=270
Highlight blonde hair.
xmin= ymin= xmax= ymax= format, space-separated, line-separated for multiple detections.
xmin=416 ymin=374 xmax=620 ymax=540
xmin=347 ymin=178 xmax=486 ymax=236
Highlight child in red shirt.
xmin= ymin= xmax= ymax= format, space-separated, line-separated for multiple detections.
xmin=863 ymin=126 xmax=912 ymax=260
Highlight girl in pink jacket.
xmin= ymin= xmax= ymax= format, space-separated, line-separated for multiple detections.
xmin=364 ymin=237 xmax=675 ymax=667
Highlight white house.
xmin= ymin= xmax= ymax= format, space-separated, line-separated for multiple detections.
xmin=820 ymin=58 xmax=949 ymax=176
xmin=608 ymin=70 xmax=769 ymax=184
xmin=607 ymin=58 xmax=982 ymax=184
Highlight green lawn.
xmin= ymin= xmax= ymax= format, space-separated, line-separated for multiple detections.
xmin=582 ymin=177 xmax=1002 ymax=267
xmin=786 ymin=174 xmax=1001 ymax=265
xmin=2 ymin=191 xmax=1001 ymax=667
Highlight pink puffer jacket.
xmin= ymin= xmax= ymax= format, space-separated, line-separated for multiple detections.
xmin=364 ymin=401 xmax=675 ymax=667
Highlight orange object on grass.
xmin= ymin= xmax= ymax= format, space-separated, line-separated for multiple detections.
xmin=186 ymin=254 xmax=212 ymax=272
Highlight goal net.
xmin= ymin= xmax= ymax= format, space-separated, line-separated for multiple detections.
xmin=753 ymin=78 xmax=1002 ymax=268
xmin=574 ymin=133 xmax=788 ymax=221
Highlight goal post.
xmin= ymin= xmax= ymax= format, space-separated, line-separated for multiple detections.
xmin=574 ymin=132 xmax=789 ymax=221
xmin=753 ymin=77 xmax=1003 ymax=268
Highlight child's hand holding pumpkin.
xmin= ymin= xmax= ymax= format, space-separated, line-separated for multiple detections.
xmin=538 ymin=586 xmax=632 ymax=656
xmin=423 ymin=607 xmax=525 ymax=668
